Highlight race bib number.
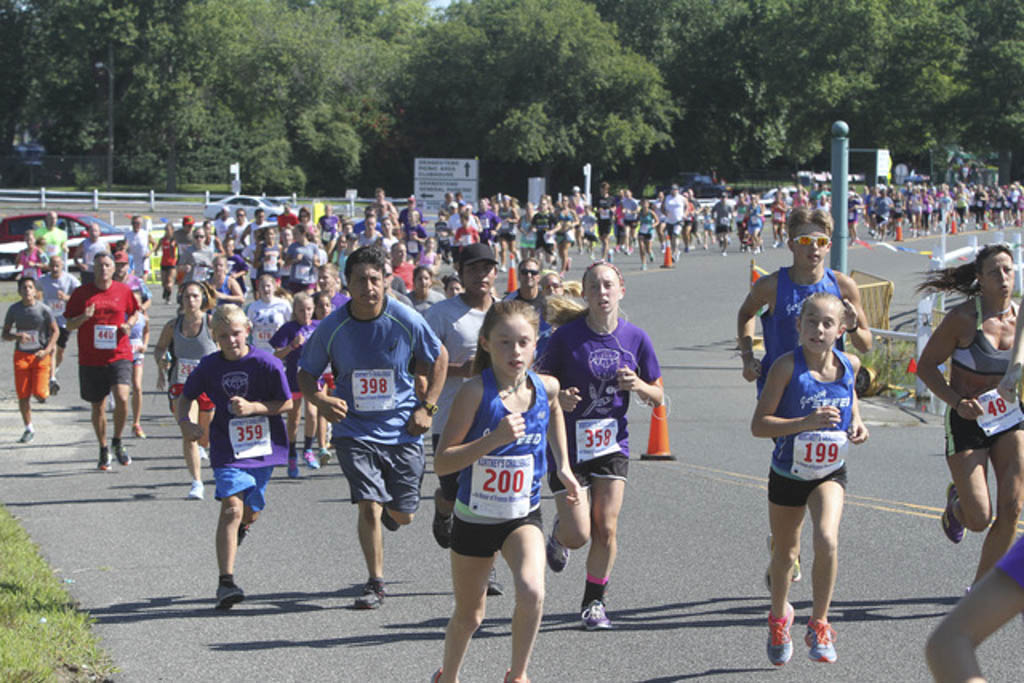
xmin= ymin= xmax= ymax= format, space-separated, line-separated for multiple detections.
xmin=94 ymin=324 xmax=117 ymax=350
xmin=406 ymin=239 xmax=420 ymax=254
xmin=976 ymin=389 xmax=1024 ymax=436
xmin=263 ymin=255 xmax=278 ymax=272
xmin=20 ymin=330 xmax=40 ymax=350
xmin=253 ymin=325 xmax=275 ymax=348
xmin=791 ymin=430 xmax=848 ymax=480
xmin=178 ymin=357 xmax=200 ymax=381
xmin=293 ymin=263 xmax=312 ymax=281
xmin=718 ymin=216 xmax=731 ymax=227
xmin=469 ymin=455 xmax=533 ymax=519
xmin=458 ymin=234 xmax=474 ymax=246
xmin=229 ymin=416 xmax=272 ymax=459
xmin=47 ymin=298 xmax=65 ymax=315
xmin=352 ymin=369 xmax=395 ymax=411
xmin=192 ymin=265 xmax=209 ymax=282
xmin=599 ymin=209 xmax=610 ymax=219
xmin=575 ymin=418 xmax=619 ymax=463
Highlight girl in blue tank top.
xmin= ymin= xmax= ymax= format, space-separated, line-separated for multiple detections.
xmin=432 ymin=300 xmax=581 ymax=683
xmin=752 ymin=292 xmax=869 ymax=667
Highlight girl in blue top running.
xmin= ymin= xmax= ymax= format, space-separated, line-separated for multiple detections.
xmin=751 ymin=291 xmax=869 ymax=667
xmin=432 ymin=300 xmax=581 ymax=683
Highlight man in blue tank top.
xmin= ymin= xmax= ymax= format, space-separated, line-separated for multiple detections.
xmin=737 ymin=207 xmax=873 ymax=395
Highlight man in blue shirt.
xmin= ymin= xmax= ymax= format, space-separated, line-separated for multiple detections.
xmin=298 ymin=246 xmax=448 ymax=609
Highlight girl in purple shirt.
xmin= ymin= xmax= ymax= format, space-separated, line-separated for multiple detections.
xmin=270 ymin=292 xmax=321 ymax=476
xmin=537 ymin=261 xmax=662 ymax=631
xmin=179 ymin=304 xmax=292 ymax=610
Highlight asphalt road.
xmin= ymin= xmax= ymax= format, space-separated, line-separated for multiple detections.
xmin=1 ymin=228 xmax=1021 ymax=682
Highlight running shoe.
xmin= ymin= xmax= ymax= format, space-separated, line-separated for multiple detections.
xmin=381 ymin=507 xmax=399 ymax=531
xmin=766 ymin=603 xmax=794 ymax=666
xmin=303 ymin=449 xmax=321 ymax=470
xmin=429 ymin=669 xmax=442 ymax=683
xmin=318 ymin=447 xmax=332 ymax=465
xmin=237 ymin=522 xmax=251 ymax=546
xmin=97 ymin=448 xmax=111 ymax=471
xmin=503 ymin=670 xmax=529 ymax=683
xmin=581 ymin=599 xmax=612 ymax=630
xmin=18 ymin=428 xmax=34 ymax=444
xmin=942 ymin=482 xmax=964 ymax=543
xmin=215 ymin=583 xmax=245 ymax=610
xmin=49 ymin=377 xmax=60 ymax=396
xmin=805 ymin=618 xmax=837 ymax=663
xmin=113 ymin=443 xmax=131 ymax=466
xmin=546 ymin=518 xmax=569 ymax=573
xmin=188 ymin=480 xmax=204 ymax=500
xmin=354 ymin=579 xmax=385 ymax=609
xmin=432 ymin=509 xmax=452 ymax=549
xmin=487 ymin=567 xmax=505 ymax=596
xmin=133 ymin=424 xmax=147 ymax=439
xmin=641 ymin=262 xmax=648 ymax=271
xmin=287 ymin=456 xmax=300 ymax=479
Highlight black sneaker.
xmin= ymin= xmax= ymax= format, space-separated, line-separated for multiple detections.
xmin=486 ymin=567 xmax=505 ymax=597
xmin=354 ymin=579 xmax=385 ymax=609
xmin=215 ymin=583 xmax=245 ymax=610
xmin=49 ymin=378 xmax=60 ymax=396
xmin=237 ymin=523 xmax=251 ymax=547
xmin=381 ymin=507 xmax=399 ymax=532
xmin=113 ymin=443 xmax=131 ymax=466
xmin=98 ymin=448 xmax=111 ymax=471
xmin=432 ymin=509 xmax=452 ymax=549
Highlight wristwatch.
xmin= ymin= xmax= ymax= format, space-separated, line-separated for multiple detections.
xmin=421 ymin=401 xmax=439 ymax=416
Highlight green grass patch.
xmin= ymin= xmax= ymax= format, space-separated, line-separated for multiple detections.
xmin=851 ymin=338 xmax=917 ymax=397
xmin=0 ymin=504 xmax=115 ymax=681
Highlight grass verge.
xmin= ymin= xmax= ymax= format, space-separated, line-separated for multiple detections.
xmin=0 ymin=504 xmax=115 ymax=681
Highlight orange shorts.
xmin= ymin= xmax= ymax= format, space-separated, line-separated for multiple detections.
xmin=14 ymin=350 xmax=51 ymax=401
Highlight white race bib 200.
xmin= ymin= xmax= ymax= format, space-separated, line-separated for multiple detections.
xmin=469 ymin=454 xmax=533 ymax=519
xmin=976 ymin=389 xmax=1024 ymax=436
xmin=352 ymin=369 xmax=395 ymax=411
xmin=575 ymin=418 xmax=619 ymax=463
xmin=94 ymin=324 xmax=117 ymax=350
xmin=791 ymin=430 xmax=848 ymax=480
xmin=229 ymin=416 xmax=272 ymax=459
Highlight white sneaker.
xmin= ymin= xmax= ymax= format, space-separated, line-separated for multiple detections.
xmin=198 ymin=446 xmax=209 ymax=461
xmin=187 ymin=480 xmax=204 ymax=500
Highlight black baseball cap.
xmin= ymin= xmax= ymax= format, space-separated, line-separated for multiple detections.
xmin=458 ymin=243 xmax=498 ymax=267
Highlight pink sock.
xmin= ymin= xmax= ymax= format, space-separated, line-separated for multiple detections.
xmin=586 ymin=573 xmax=609 ymax=585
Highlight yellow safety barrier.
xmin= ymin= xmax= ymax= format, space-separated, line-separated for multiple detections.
xmin=850 ymin=270 xmax=894 ymax=330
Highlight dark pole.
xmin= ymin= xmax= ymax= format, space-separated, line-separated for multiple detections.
xmin=95 ymin=46 xmax=114 ymax=189
xmin=830 ymin=121 xmax=849 ymax=274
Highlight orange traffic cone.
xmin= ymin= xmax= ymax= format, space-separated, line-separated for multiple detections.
xmin=506 ymin=263 xmax=518 ymax=294
xmin=950 ymin=216 xmax=957 ymax=234
xmin=641 ymin=379 xmax=674 ymax=461
xmin=907 ymin=357 xmax=918 ymax=374
xmin=895 ymin=222 xmax=903 ymax=241
xmin=983 ymin=221 xmax=989 ymax=231
xmin=751 ymin=259 xmax=760 ymax=286
xmin=660 ymin=243 xmax=674 ymax=269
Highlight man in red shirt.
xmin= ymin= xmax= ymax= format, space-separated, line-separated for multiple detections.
xmin=277 ymin=204 xmax=298 ymax=230
xmin=66 ymin=252 xmax=140 ymax=470
xmin=390 ymin=242 xmax=415 ymax=291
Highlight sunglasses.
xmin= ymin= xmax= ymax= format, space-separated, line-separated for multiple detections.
xmin=520 ymin=268 xmax=540 ymax=276
xmin=793 ymin=235 xmax=831 ymax=247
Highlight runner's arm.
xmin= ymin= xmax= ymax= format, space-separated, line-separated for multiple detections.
xmin=847 ymin=355 xmax=869 ymax=444
xmin=917 ymin=306 xmax=979 ymax=415
xmin=751 ymin=353 xmax=839 ymax=438
xmin=434 ymin=378 xmax=511 ymax=475
xmin=542 ymin=374 xmax=581 ymax=504
xmin=998 ymin=310 xmax=1024 ymax=401
xmin=836 ymin=272 xmax=873 ymax=352
xmin=737 ymin=274 xmax=774 ymax=380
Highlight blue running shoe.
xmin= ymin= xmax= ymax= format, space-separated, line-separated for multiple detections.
xmin=546 ymin=516 xmax=569 ymax=573
xmin=581 ymin=600 xmax=612 ymax=630
xmin=766 ymin=603 xmax=794 ymax=666
xmin=942 ymin=482 xmax=964 ymax=543
xmin=287 ymin=456 xmax=300 ymax=479
xmin=805 ymin=618 xmax=837 ymax=663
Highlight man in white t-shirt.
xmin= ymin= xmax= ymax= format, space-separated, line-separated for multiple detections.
xmin=661 ymin=184 xmax=688 ymax=262
xmin=125 ymin=215 xmax=153 ymax=279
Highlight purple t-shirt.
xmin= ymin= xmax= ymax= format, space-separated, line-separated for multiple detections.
xmin=997 ymin=534 xmax=1024 ymax=588
xmin=182 ymin=348 xmax=290 ymax=468
xmin=269 ymin=319 xmax=320 ymax=392
xmin=330 ymin=292 xmax=350 ymax=310
xmin=537 ymin=316 xmax=660 ymax=467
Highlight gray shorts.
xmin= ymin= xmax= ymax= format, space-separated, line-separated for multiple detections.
xmin=335 ymin=437 xmax=424 ymax=513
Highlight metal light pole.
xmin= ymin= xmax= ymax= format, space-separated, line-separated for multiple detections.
xmin=95 ymin=49 xmax=114 ymax=189
xmin=830 ymin=121 xmax=849 ymax=274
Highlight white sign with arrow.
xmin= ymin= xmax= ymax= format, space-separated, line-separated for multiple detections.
xmin=414 ymin=157 xmax=479 ymax=216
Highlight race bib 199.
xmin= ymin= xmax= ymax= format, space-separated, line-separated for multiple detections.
xmin=791 ymin=430 xmax=848 ymax=480
xmin=229 ymin=416 xmax=272 ymax=459
xmin=352 ymin=369 xmax=395 ymax=411
xmin=976 ymin=389 xmax=1024 ymax=436
xmin=575 ymin=418 xmax=619 ymax=463
xmin=469 ymin=454 xmax=533 ymax=519
xmin=94 ymin=324 xmax=117 ymax=350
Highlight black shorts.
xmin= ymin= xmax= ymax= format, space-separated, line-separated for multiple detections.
xmin=498 ymin=232 xmax=516 ymax=243
xmin=623 ymin=218 xmax=638 ymax=227
xmin=79 ymin=360 xmax=132 ymax=403
xmin=56 ymin=326 xmax=69 ymax=349
xmin=160 ymin=265 xmax=175 ymax=274
xmin=597 ymin=220 xmax=613 ymax=237
xmin=432 ymin=433 xmax=460 ymax=502
xmin=945 ymin=407 xmax=1024 ymax=456
xmin=583 ymin=232 xmax=598 ymax=243
xmin=540 ymin=242 xmax=555 ymax=255
xmin=637 ymin=233 xmax=653 ymax=242
xmin=548 ymin=452 xmax=629 ymax=493
xmin=451 ymin=507 xmax=543 ymax=558
xmin=768 ymin=465 xmax=847 ymax=507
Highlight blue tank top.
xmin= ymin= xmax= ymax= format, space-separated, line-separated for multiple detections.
xmin=759 ymin=267 xmax=843 ymax=393
xmin=455 ymin=368 xmax=549 ymax=523
xmin=771 ymin=347 xmax=854 ymax=478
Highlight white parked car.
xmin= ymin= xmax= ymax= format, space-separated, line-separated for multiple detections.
xmin=203 ymin=195 xmax=287 ymax=220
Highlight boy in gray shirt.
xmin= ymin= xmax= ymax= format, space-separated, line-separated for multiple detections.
xmin=3 ymin=277 xmax=58 ymax=442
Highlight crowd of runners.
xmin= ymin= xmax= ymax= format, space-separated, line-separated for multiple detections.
xmin=5 ymin=180 xmax=1024 ymax=681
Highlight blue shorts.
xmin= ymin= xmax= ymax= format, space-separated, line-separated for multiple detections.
xmin=335 ymin=437 xmax=424 ymax=513
xmin=214 ymin=465 xmax=274 ymax=511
